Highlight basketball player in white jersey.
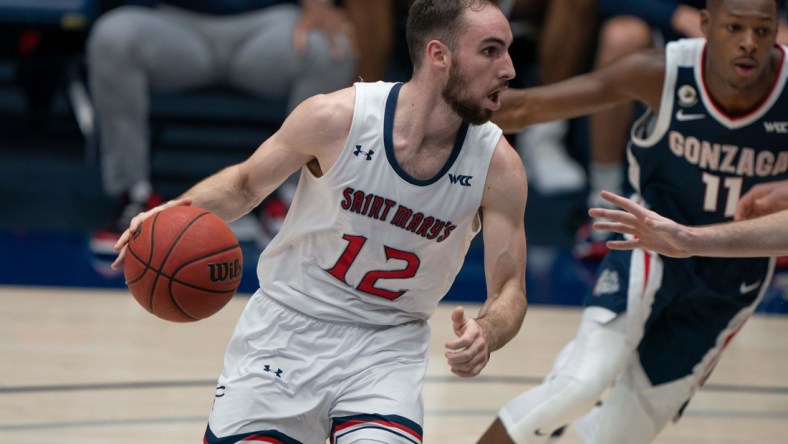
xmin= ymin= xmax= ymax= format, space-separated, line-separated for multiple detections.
xmin=112 ymin=1 xmax=528 ymax=442
xmin=480 ymin=0 xmax=787 ymax=442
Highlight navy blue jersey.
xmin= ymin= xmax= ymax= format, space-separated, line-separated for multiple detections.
xmin=585 ymin=39 xmax=786 ymax=392
xmin=628 ymin=38 xmax=788 ymax=228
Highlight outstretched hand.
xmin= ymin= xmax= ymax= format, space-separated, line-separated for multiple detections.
xmin=588 ymin=191 xmax=693 ymax=258
xmin=111 ymin=198 xmax=192 ymax=270
xmin=444 ymin=306 xmax=490 ymax=378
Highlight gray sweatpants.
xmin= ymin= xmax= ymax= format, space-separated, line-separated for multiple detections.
xmin=87 ymin=4 xmax=356 ymax=196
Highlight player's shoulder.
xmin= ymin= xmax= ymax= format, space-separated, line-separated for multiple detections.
xmin=300 ymin=87 xmax=356 ymax=124
xmin=488 ymin=134 xmax=526 ymax=187
xmin=481 ymin=133 xmax=527 ymax=211
xmin=283 ymin=86 xmax=356 ymax=139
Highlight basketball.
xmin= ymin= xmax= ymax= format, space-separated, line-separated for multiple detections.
xmin=123 ymin=205 xmax=243 ymax=322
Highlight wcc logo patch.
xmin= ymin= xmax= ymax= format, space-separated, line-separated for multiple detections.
xmin=448 ymin=174 xmax=472 ymax=186
xmin=353 ymin=144 xmax=374 ymax=160
xmin=764 ymin=121 xmax=788 ymax=134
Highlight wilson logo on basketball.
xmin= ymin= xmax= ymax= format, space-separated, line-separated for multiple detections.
xmin=208 ymin=259 xmax=242 ymax=282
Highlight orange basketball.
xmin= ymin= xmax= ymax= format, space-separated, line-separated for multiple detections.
xmin=123 ymin=205 xmax=243 ymax=322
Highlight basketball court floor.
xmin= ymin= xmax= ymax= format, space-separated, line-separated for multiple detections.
xmin=1 ymin=285 xmax=786 ymax=443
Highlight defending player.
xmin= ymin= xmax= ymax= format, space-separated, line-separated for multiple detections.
xmin=480 ymin=0 xmax=788 ymax=442
xmin=113 ymin=1 xmax=529 ymax=442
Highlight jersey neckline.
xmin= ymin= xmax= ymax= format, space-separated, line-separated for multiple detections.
xmin=383 ymin=83 xmax=469 ymax=186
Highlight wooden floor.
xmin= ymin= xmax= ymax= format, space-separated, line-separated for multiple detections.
xmin=1 ymin=286 xmax=786 ymax=443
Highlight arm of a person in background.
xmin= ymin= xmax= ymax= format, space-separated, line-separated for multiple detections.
xmin=599 ymin=0 xmax=703 ymax=37
xmin=296 ymin=0 xmax=359 ymax=60
xmin=590 ymin=190 xmax=788 ymax=258
xmin=445 ymin=136 xmax=528 ymax=378
xmin=734 ymin=179 xmax=788 ymax=221
xmin=493 ymin=48 xmax=665 ymax=133
xmin=343 ymin=0 xmax=394 ymax=82
xmin=112 ymin=87 xmax=355 ymax=269
xmin=598 ymin=0 xmax=691 ymax=30
xmin=670 ymin=4 xmax=703 ymax=37
xmin=779 ymin=17 xmax=788 ymax=45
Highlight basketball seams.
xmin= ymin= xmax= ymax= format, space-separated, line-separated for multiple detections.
xmin=147 ymin=212 xmax=166 ymax=312
xmin=125 ymin=211 xmax=162 ymax=286
xmin=129 ymin=251 xmax=241 ymax=293
xmin=170 ymin=243 xmax=242 ymax=291
xmin=124 ymin=206 xmax=242 ymax=322
xmin=124 ymin=212 xmax=162 ymax=313
xmin=130 ymin=211 xmax=213 ymax=315
xmin=167 ymin=244 xmax=242 ymax=320
xmin=157 ymin=211 xmax=211 ymax=272
xmin=160 ymin=212 xmax=212 ymax=317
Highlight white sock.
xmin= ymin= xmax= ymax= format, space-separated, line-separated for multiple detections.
xmin=129 ymin=180 xmax=152 ymax=204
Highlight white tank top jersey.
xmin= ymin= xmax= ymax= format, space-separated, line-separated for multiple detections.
xmin=257 ymin=81 xmax=502 ymax=326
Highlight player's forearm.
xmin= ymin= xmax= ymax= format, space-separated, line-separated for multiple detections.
xmin=495 ymin=82 xmax=623 ymax=133
xmin=692 ymin=210 xmax=788 ymax=258
xmin=495 ymin=88 xmax=585 ymax=132
xmin=475 ymin=284 xmax=527 ymax=353
xmin=180 ymin=164 xmax=262 ymax=223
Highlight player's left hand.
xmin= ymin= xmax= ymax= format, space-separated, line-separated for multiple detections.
xmin=444 ymin=306 xmax=490 ymax=378
xmin=735 ymin=179 xmax=788 ymax=221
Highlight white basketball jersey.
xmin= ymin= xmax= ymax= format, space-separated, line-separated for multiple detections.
xmin=258 ymin=82 xmax=502 ymax=325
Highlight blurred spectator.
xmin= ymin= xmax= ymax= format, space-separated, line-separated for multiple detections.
xmin=87 ymin=0 xmax=358 ymax=252
xmin=0 ymin=3 xmax=97 ymax=130
xmin=509 ymin=0 xmax=599 ymax=195
xmin=343 ymin=0 xmax=395 ymax=82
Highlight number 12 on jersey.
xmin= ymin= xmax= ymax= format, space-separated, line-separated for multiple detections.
xmin=325 ymin=234 xmax=421 ymax=300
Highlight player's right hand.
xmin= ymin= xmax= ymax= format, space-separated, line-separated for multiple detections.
xmin=444 ymin=306 xmax=490 ymax=378
xmin=589 ymin=191 xmax=693 ymax=258
xmin=111 ymin=198 xmax=192 ymax=270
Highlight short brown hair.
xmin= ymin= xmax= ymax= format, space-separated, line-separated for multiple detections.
xmin=406 ymin=0 xmax=502 ymax=71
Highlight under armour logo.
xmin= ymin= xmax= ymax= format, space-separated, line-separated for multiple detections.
xmin=215 ymin=385 xmax=226 ymax=398
xmin=353 ymin=144 xmax=374 ymax=160
xmin=263 ymin=364 xmax=284 ymax=378
xmin=448 ymin=174 xmax=472 ymax=186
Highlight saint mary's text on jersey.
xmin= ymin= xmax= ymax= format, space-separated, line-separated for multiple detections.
xmin=340 ymin=187 xmax=456 ymax=242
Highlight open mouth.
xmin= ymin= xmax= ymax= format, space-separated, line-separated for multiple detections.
xmin=487 ymin=83 xmax=507 ymax=110
xmin=734 ymin=59 xmax=757 ymax=77
xmin=488 ymin=90 xmax=501 ymax=108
